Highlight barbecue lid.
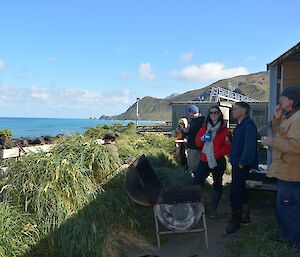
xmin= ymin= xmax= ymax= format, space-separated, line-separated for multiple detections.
xmin=125 ymin=154 xmax=162 ymax=206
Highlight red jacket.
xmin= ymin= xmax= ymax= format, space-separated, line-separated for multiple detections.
xmin=195 ymin=123 xmax=231 ymax=162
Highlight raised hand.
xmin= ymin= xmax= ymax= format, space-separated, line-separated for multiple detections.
xmin=274 ymin=104 xmax=282 ymax=119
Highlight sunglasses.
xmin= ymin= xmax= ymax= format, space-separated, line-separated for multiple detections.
xmin=209 ymin=111 xmax=220 ymax=115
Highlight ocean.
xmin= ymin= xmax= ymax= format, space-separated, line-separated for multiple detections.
xmin=0 ymin=117 xmax=163 ymax=138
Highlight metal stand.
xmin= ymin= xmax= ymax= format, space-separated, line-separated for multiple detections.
xmin=153 ymin=203 xmax=208 ymax=249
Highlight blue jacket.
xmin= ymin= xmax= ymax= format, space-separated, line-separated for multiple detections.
xmin=230 ymin=116 xmax=258 ymax=168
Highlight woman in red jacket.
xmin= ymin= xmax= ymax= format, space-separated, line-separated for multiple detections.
xmin=195 ymin=106 xmax=231 ymax=218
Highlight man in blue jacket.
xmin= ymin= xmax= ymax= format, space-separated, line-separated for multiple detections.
xmin=224 ymin=102 xmax=258 ymax=235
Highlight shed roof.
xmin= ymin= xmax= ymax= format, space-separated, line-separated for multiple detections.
xmin=171 ymin=101 xmax=212 ymax=105
xmin=267 ymin=42 xmax=300 ymax=69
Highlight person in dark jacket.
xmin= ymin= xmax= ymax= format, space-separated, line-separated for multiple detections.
xmin=183 ymin=105 xmax=205 ymax=175
xmin=103 ymin=133 xmax=119 ymax=159
xmin=224 ymin=102 xmax=258 ymax=235
xmin=195 ymin=106 xmax=231 ymax=218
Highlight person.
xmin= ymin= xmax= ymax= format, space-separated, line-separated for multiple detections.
xmin=103 ymin=133 xmax=119 ymax=158
xmin=195 ymin=106 xmax=231 ymax=218
xmin=224 ymin=102 xmax=258 ymax=235
xmin=263 ymin=86 xmax=300 ymax=249
xmin=184 ymin=105 xmax=205 ymax=176
xmin=173 ymin=118 xmax=188 ymax=168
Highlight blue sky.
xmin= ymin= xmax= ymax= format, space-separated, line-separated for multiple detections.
xmin=0 ymin=0 xmax=299 ymax=118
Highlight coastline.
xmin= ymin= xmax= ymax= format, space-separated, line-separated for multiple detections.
xmin=0 ymin=117 xmax=165 ymax=139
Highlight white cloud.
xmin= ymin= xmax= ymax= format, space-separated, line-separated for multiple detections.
xmin=30 ymin=87 xmax=50 ymax=100
xmin=63 ymin=88 xmax=101 ymax=104
xmin=245 ymin=55 xmax=257 ymax=62
xmin=180 ymin=51 xmax=194 ymax=62
xmin=48 ymin=57 xmax=57 ymax=63
xmin=0 ymin=59 xmax=5 ymax=69
xmin=170 ymin=62 xmax=249 ymax=82
xmin=120 ymin=72 xmax=132 ymax=80
xmin=102 ymin=89 xmax=131 ymax=105
xmin=164 ymin=49 xmax=171 ymax=55
xmin=0 ymin=84 xmax=20 ymax=106
xmin=138 ymin=63 xmax=155 ymax=80
xmin=0 ymin=84 xmax=10 ymax=92
xmin=0 ymin=83 xmax=133 ymax=117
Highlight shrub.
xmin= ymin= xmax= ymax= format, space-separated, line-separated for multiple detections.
xmin=0 ymin=129 xmax=12 ymax=138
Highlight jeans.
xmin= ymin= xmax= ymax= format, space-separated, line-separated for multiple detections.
xmin=194 ymin=157 xmax=227 ymax=194
xmin=230 ymin=165 xmax=251 ymax=211
xmin=276 ymin=180 xmax=300 ymax=248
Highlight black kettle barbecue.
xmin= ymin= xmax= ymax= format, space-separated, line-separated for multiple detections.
xmin=125 ymin=154 xmax=208 ymax=249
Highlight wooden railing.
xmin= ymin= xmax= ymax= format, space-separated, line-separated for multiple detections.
xmin=116 ymin=124 xmax=172 ymax=134
xmin=0 ymin=144 xmax=54 ymax=160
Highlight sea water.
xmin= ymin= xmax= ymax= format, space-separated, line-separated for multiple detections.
xmin=0 ymin=117 xmax=163 ymax=138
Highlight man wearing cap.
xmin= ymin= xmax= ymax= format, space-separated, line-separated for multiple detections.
xmin=184 ymin=105 xmax=205 ymax=175
xmin=103 ymin=133 xmax=119 ymax=159
xmin=263 ymin=86 xmax=300 ymax=249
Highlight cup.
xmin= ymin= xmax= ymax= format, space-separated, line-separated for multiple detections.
xmin=204 ymin=131 xmax=212 ymax=141
xmin=261 ymin=136 xmax=267 ymax=145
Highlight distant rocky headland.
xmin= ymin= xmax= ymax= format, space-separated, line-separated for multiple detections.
xmin=100 ymin=71 xmax=269 ymax=121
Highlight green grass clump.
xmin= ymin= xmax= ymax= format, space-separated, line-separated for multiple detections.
xmin=84 ymin=124 xmax=119 ymax=139
xmin=0 ymin=202 xmax=38 ymax=257
xmin=1 ymin=125 xmax=183 ymax=257
xmin=5 ymin=135 xmax=120 ymax=235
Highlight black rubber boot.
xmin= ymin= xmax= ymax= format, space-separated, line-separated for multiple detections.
xmin=210 ymin=190 xmax=221 ymax=219
xmin=240 ymin=203 xmax=251 ymax=225
xmin=223 ymin=209 xmax=242 ymax=235
xmin=267 ymin=230 xmax=288 ymax=243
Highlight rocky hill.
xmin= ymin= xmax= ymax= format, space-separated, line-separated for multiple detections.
xmin=100 ymin=71 xmax=269 ymax=121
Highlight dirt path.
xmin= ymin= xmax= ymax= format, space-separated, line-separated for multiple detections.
xmin=123 ymin=174 xmax=275 ymax=257
xmin=124 ymin=201 xmax=232 ymax=257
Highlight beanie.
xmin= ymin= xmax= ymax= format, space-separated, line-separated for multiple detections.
xmin=188 ymin=105 xmax=199 ymax=113
xmin=280 ymin=86 xmax=300 ymax=107
xmin=103 ymin=133 xmax=117 ymax=140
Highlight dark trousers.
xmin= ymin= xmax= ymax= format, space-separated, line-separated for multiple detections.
xmin=276 ymin=180 xmax=300 ymax=248
xmin=194 ymin=157 xmax=227 ymax=194
xmin=230 ymin=165 xmax=250 ymax=211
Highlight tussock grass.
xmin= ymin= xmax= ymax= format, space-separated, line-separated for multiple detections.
xmin=5 ymin=135 xmax=120 ymax=235
xmin=0 ymin=202 xmax=38 ymax=257
xmin=1 ymin=125 xmax=183 ymax=257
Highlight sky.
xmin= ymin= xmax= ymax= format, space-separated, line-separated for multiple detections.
xmin=0 ymin=0 xmax=300 ymax=118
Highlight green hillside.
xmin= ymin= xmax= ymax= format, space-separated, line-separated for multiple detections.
xmin=101 ymin=71 xmax=269 ymax=121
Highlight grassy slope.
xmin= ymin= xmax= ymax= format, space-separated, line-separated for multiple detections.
xmin=110 ymin=72 xmax=269 ymax=121
xmin=1 ymin=125 xmax=191 ymax=257
xmin=2 ymin=124 xmax=297 ymax=257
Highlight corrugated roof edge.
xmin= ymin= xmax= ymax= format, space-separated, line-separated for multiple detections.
xmin=171 ymin=101 xmax=268 ymax=104
xmin=267 ymin=42 xmax=300 ymax=69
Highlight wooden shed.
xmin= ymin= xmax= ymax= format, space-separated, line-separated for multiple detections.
xmin=171 ymin=101 xmax=268 ymax=136
xmin=267 ymin=42 xmax=300 ymax=164
xmin=267 ymin=42 xmax=300 ymax=123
